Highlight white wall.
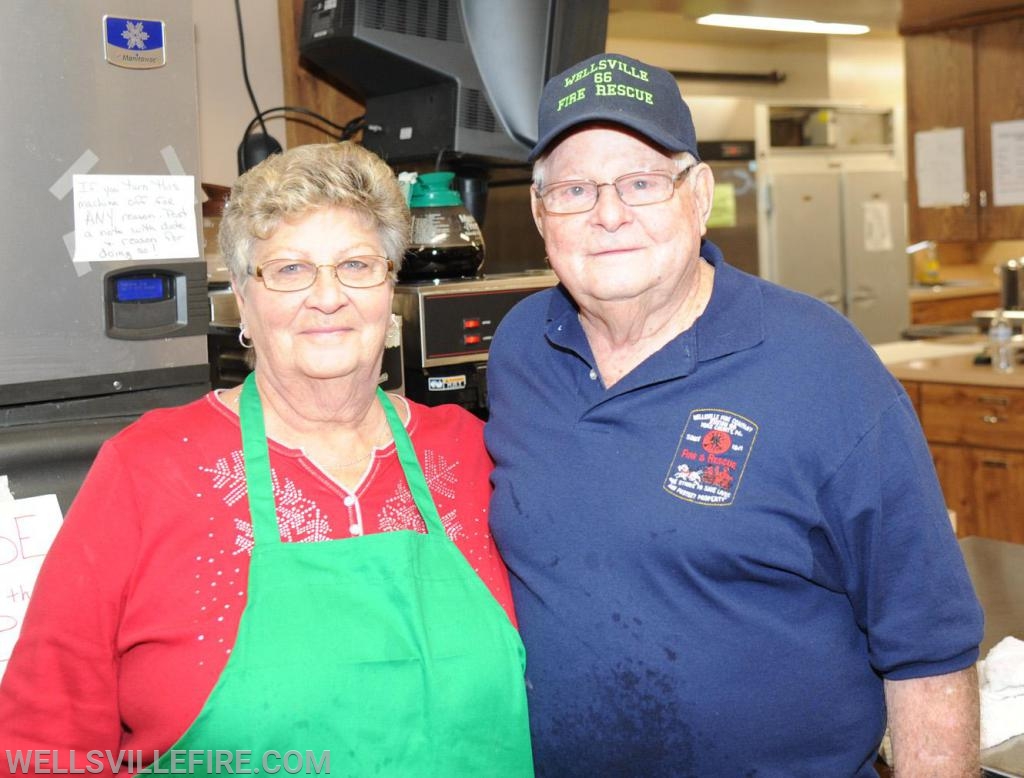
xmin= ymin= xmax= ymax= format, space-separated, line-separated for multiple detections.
xmin=193 ymin=0 xmax=285 ymax=188
xmin=607 ymin=32 xmax=906 ymax=165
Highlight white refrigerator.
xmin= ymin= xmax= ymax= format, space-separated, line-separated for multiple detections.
xmin=757 ymin=158 xmax=909 ymax=345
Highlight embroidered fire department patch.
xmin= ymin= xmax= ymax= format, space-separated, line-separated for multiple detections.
xmin=664 ymin=408 xmax=757 ymax=506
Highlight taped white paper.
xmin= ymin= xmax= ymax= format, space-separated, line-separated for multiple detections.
xmin=72 ymin=174 xmax=199 ymax=262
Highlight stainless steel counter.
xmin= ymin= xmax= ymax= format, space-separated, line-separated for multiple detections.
xmin=960 ymin=537 xmax=1024 ymax=777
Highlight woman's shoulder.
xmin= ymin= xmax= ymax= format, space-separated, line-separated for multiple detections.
xmin=105 ymin=391 xmax=233 ymax=448
xmin=397 ymin=396 xmax=485 ymax=446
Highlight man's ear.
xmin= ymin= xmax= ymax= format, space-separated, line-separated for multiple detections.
xmin=690 ymin=163 xmax=716 ymax=235
xmin=530 ymin=187 xmax=545 ymax=239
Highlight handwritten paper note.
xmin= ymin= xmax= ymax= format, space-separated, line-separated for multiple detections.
xmin=0 ymin=493 xmax=63 ymax=679
xmin=72 ymin=174 xmax=199 ymax=262
xmin=862 ymin=200 xmax=894 ymax=252
xmin=992 ymin=119 xmax=1024 ymax=207
xmin=914 ymin=128 xmax=966 ymax=208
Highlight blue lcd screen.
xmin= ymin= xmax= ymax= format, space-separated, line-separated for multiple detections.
xmin=115 ymin=276 xmax=167 ymax=302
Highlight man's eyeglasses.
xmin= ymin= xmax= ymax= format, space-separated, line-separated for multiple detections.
xmin=535 ymin=167 xmax=696 ymax=215
xmin=254 ymin=256 xmax=393 ymax=292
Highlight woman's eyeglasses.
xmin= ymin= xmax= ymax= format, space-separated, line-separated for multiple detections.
xmin=253 ymin=256 xmax=393 ymax=292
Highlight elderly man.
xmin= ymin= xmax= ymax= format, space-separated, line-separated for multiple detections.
xmin=485 ymin=52 xmax=982 ymax=777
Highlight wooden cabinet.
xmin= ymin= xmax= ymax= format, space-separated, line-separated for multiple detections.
xmin=910 ymin=382 xmax=1024 ymax=542
xmin=901 ymin=0 xmax=1024 ymax=32
xmin=900 ymin=379 xmax=921 ymax=415
xmin=277 ymin=0 xmax=365 ymax=149
xmin=904 ymin=19 xmax=1024 ymax=243
xmin=910 ymin=291 xmax=1000 ymax=325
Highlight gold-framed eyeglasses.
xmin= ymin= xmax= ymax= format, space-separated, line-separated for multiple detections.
xmin=254 ymin=256 xmax=393 ymax=292
xmin=536 ymin=167 xmax=696 ymax=215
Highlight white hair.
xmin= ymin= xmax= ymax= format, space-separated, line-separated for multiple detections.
xmin=532 ymin=148 xmax=697 ymax=190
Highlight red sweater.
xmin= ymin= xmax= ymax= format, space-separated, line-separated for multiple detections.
xmin=0 ymin=393 xmax=511 ymax=773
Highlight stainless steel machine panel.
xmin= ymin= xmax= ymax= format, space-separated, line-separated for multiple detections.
xmin=0 ymin=0 xmax=207 ymax=406
xmin=393 ymin=272 xmax=557 ymax=368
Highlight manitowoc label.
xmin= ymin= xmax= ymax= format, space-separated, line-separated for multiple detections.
xmin=664 ymin=408 xmax=757 ymax=506
xmin=103 ymin=16 xmax=166 ymax=69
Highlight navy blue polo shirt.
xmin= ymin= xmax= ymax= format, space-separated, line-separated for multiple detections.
xmin=485 ymin=242 xmax=982 ymax=777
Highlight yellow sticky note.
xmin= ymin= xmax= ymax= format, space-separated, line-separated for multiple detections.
xmin=707 ymin=182 xmax=737 ymax=229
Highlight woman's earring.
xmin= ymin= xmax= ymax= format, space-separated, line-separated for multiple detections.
xmin=238 ymin=324 xmax=254 ymax=350
xmin=385 ymin=313 xmax=401 ymax=349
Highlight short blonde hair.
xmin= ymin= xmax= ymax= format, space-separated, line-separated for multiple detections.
xmin=219 ymin=142 xmax=410 ymax=287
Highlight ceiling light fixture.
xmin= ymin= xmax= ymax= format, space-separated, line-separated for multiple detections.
xmin=696 ymin=13 xmax=870 ymax=35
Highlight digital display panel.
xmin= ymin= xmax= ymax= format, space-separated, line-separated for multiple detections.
xmin=115 ymin=276 xmax=168 ymax=302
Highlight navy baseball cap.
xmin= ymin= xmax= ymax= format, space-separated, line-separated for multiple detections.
xmin=530 ymin=53 xmax=700 ymax=162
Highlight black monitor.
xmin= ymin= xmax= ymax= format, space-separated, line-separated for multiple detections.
xmin=299 ymin=0 xmax=608 ymax=164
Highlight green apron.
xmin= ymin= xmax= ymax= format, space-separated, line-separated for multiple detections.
xmin=148 ymin=373 xmax=533 ymax=776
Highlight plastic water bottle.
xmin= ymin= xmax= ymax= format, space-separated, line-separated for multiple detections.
xmin=989 ymin=309 xmax=1014 ymax=374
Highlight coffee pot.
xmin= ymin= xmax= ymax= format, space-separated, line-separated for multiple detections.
xmin=400 ymin=171 xmax=485 ymax=283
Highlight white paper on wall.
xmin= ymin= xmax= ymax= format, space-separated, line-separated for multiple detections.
xmin=914 ymin=128 xmax=967 ymax=208
xmin=992 ymin=119 xmax=1024 ymax=207
xmin=0 ymin=491 xmax=63 ymax=680
xmin=72 ymin=174 xmax=198 ymax=262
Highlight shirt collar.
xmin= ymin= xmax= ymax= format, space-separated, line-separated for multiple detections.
xmin=544 ymin=240 xmax=764 ymax=366
xmin=696 ymin=239 xmax=766 ymax=361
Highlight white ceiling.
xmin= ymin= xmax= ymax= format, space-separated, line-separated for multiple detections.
xmin=607 ymin=0 xmax=903 ymax=44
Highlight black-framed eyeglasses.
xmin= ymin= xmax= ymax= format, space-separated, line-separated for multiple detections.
xmin=535 ymin=166 xmax=696 ymax=215
xmin=253 ymin=256 xmax=393 ymax=292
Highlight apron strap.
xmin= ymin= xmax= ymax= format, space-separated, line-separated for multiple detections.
xmin=376 ymin=387 xmax=446 ymax=536
xmin=239 ymin=372 xmax=279 ymax=543
xmin=238 ymin=374 xmax=447 ymax=544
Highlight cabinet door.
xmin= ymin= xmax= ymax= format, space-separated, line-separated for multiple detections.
xmin=910 ymin=292 xmax=1001 ymax=325
xmin=966 ymin=447 xmax=1024 ymax=543
xmin=975 ymin=18 xmax=1024 ymax=239
xmin=901 ymin=380 xmax=921 ymax=416
xmin=931 ymin=443 xmax=974 ymax=538
xmin=765 ymin=171 xmax=843 ymax=312
xmin=904 ymin=30 xmax=978 ymax=242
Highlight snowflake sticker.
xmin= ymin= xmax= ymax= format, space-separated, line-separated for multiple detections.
xmin=103 ymin=16 xmax=166 ymax=70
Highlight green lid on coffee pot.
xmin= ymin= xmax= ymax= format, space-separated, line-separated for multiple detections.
xmin=409 ymin=171 xmax=463 ymax=208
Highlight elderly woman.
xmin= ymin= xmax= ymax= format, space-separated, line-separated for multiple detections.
xmin=0 ymin=143 xmax=533 ymax=776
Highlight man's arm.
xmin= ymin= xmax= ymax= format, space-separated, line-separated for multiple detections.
xmin=883 ymin=665 xmax=980 ymax=777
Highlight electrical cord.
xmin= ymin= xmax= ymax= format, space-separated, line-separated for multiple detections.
xmin=242 ymin=107 xmax=366 ymax=142
xmin=233 ymin=0 xmax=269 ymax=138
xmin=232 ymin=2 xmax=366 ymax=173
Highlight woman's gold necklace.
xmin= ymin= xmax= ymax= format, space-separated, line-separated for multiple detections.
xmin=311 ymin=412 xmax=391 ymax=472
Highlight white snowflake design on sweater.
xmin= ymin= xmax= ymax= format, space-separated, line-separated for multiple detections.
xmin=191 ymin=435 xmax=471 ymax=661
xmin=380 ymin=449 xmax=464 ymax=540
xmin=200 ymin=452 xmax=332 ymax=555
